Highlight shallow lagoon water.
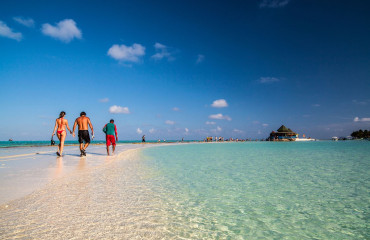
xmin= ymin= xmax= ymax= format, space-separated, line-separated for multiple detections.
xmin=0 ymin=141 xmax=369 ymax=239
xmin=141 ymin=141 xmax=370 ymax=239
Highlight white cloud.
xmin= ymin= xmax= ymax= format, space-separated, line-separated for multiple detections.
xmin=233 ymin=129 xmax=243 ymax=133
xmin=196 ymin=54 xmax=205 ymax=64
xmin=0 ymin=21 xmax=22 ymax=41
xmin=136 ymin=128 xmax=143 ymax=134
xmin=211 ymin=126 xmax=222 ymax=133
xmin=185 ymin=128 xmax=189 ymax=133
xmin=149 ymin=128 xmax=156 ymax=134
xmin=151 ymin=42 xmax=175 ymax=61
xmin=352 ymin=99 xmax=369 ymax=105
xmin=312 ymin=104 xmax=320 ymax=107
xmin=259 ymin=0 xmax=290 ymax=8
xmin=107 ymin=43 xmax=145 ymax=62
xmin=172 ymin=107 xmax=180 ymax=111
xmin=259 ymin=77 xmax=280 ymax=83
xmin=41 ymin=19 xmax=82 ymax=43
xmin=165 ymin=120 xmax=175 ymax=125
xmin=109 ymin=105 xmax=130 ymax=114
xmin=211 ymin=99 xmax=228 ymax=108
xmin=99 ymin=98 xmax=109 ymax=103
xmin=354 ymin=117 xmax=370 ymax=122
xmin=154 ymin=42 xmax=166 ymax=49
xmin=210 ymin=126 xmax=222 ymax=133
xmin=13 ymin=17 xmax=35 ymax=28
xmin=205 ymin=121 xmax=216 ymax=125
xmin=209 ymin=113 xmax=232 ymax=121
xmin=253 ymin=121 xmax=269 ymax=127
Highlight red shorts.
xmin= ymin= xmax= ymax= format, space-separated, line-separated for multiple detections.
xmin=106 ymin=135 xmax=116 ymax=146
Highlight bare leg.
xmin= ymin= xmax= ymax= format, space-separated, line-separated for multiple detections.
xmin=106 ymin=145 xmax=110 ymax=155
xmin=83 ymin=143 xmax=90 ymax=151
xmin=57 ymin=133 xmax=62 ymax=155
xmin=79 ymin=143 xmax=84 ymax=156
xmin=113 ymin=144 xmax=116 ymax=154
xmin=59 ymin=132 xmax=66 ymax=155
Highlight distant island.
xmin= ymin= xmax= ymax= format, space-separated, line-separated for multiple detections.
xmin=351 ymin=129 xmax=370 ymax=139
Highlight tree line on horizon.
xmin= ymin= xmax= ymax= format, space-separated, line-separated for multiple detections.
xmin=351 ymin=129 xmax=370 ymax=139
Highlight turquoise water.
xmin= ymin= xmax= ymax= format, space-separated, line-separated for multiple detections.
xmin=141 ymin=141 xmax=370 ymax=239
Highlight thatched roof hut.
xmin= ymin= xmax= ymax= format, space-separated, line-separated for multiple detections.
xmin=277 ymin=125 xmax=289 ymax=132
xmin=268 ymin=125 xmax=298 ymax=141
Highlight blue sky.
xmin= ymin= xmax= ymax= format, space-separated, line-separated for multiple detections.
xmin=0 ymin=0 xmax=369 ymax=140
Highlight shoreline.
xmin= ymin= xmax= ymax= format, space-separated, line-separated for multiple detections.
xmin=0 ymin=144 xmax=172 ymax=239
xmin=0 ymin=142 xmax=190 ymax=205
xmin=0 ymin=141 xmax=368 ymax=239
xmin=0 ymin=144 xmax=153 ymax=205
xmin=0 ymin=140 xmax=200 ymax=149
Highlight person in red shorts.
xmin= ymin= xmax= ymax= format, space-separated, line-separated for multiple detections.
xmin=103 ymin=119 xmax=118 ymax=155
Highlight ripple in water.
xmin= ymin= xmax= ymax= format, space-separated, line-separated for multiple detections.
xmin=1 ymin=142 xmax=369 ymax=239
xmin=142 ymin=142 xmax=370 ymax=239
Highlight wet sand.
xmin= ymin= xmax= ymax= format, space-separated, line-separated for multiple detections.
xmin=0 ymin=144 xmax=147 ymax=204
xmin=0 ymin=144 xmax=172 ymax=239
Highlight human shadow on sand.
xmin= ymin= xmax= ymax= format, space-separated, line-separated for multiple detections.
xmin=85 ymin=152 xmax=106 ymax=156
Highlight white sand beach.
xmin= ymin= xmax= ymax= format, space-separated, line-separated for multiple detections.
xmin=0 ymin=144 xmax=146 ymax=204
xmin=0 ymin=144 xmax=171 ymax=239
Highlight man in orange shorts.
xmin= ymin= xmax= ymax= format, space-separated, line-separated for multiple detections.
xmin=103 ymin=119 xmax=118 ymax=155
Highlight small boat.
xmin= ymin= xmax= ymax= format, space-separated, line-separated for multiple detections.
xmin=295 ymin=138 xmax=316 ymax=141
xmin=8 ymin=138 xmax=13 ymax=142
xmin=332 ymin=136 xmax=338 ymax=141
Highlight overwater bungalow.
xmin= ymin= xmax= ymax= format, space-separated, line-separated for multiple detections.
xmin=267 ymin=125 xmax=298 ymax=141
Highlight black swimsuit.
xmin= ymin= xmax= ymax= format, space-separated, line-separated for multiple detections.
xmin=78 ymin=130 xmax=90 ymax=144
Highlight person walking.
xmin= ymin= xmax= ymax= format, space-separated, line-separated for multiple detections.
xmin=142 ymin=135 xmax=146 ymax=143
xmin=72 ymin=111 xmax=94 ymax=157
xmin=51 ymin=111 xmax=72 ymax=156
xmin=103 ymin=119 xmax=118 ymax=155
